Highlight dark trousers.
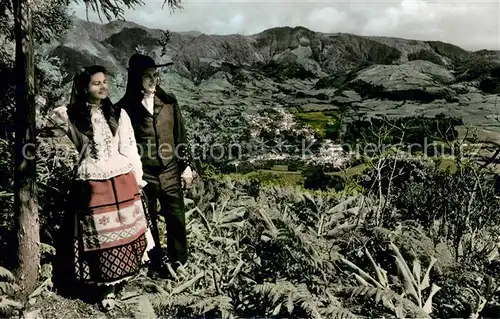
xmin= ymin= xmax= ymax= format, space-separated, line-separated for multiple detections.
xmin=495 ymin=174 xmax=500 ymax=195
xmin=143 ymin=177 xmax=187 ymax=266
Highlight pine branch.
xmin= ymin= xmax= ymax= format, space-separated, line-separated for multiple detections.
xmin=73 ymin=0 xmax=183 ymax=22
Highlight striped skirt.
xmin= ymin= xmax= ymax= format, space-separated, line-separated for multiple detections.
xmin=65 ymin=171 xmax=154 ymax=286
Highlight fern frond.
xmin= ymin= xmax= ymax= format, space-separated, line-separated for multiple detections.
xmin=0 ymin=267 xmax=15 ymax=282
xmin=133 ymin=295 xmax=156 ymax=319
xmin=348 ymin=285 xmax=377 ymax=299
xmin=347 ymin=286 xmax=396 ymax=312
xmin=149 ymin=292 xmax=200 ymax=311
xmin=320 ymin=307 xmax=359 ymax=319
xmin=256 ymin=208 xmax=278 ymax=238
xmin=0 ymin=297 xmax=23 ymax=315
xmin=298 ymin=295 xmax=322 ymax=319
xmin=253 ymin=282 xmax=273 ymax=298
xmin=254 ymin=281 xmax=295 ymax=304
xmin=0 ymin=282 xmax=18 ymax=295
xmin=190 ymin=295 xmax=233 ymax=318
xmin=254 ymin=281 xmax=324 ymax=318
xmin=218 ymin=207 xmax=246 ymax=224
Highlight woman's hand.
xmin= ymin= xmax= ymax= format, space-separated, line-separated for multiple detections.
xmin=139 ymin=184 xmax=148 ymax=203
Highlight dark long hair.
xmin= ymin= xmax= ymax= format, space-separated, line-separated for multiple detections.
xmin=67 ymin=65 xmax=120 ymax=158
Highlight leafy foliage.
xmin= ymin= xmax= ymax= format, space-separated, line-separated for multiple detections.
xmin=0 ymin=0 xmax=72 ymax=139
xmin=0 ymin=266 xmax=22 ymax=316
xmin=365 ymin=156 xmax=500 ymax=263
xmin=0 ymin=139 xmax=15 ymax=267
xmin=342 ymin=242 xmax=440 ymax=318
xmin=128 ymin=178 xmax=370 ymax=318
xmin=0 ymin=0 xmax=73 ymax=268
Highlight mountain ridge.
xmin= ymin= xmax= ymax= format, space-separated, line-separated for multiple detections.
xmin=50 ymin=17 xmax=489 ymax=80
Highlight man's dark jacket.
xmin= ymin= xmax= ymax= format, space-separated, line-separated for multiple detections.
xmin=116 ymin=87 xmax=193 ymax=186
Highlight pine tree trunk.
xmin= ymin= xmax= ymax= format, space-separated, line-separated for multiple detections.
xmin=12 ymin=0 xmax=40 ymax=297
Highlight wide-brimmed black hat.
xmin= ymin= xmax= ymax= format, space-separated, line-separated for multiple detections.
xmin=127 ymin=54 xmax=174 ymax=73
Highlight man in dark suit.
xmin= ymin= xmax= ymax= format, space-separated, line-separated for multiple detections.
xmin=116 ymin=54 xmax=197 ymax=274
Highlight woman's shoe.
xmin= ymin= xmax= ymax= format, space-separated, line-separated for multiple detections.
xmin=100 ymin=286 xmax=116 ymax=311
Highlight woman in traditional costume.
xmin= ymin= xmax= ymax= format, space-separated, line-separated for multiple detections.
xmin=41 ymin=65 xmax=154 ymax=311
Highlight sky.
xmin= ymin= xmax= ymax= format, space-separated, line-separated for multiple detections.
xmin=71 ymin=0 xmax=500 ymax=51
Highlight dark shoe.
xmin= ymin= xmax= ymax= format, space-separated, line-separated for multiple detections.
xmin=147 ymin=247 xmax=172 ymax=279
xmin=148 ymin=246 xmax=162 ymax=263
xmin=147 ymin=267 xmax=172 ymax=280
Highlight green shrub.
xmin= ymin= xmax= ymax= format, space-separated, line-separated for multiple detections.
xmin=342 ymin=114 xmax=462 ymax=153
xmin=454 ymin=55 xmax=500 ymax=82
xmin=303 ymin=166 xmax=345 ymax=191
xmin=287 ymin=161 xmax=301 ymax=172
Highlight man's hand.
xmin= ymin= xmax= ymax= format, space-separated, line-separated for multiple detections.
xmin=181 ymin=166 xmax=197 ymax=188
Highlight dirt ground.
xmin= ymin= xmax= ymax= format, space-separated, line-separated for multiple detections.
xmin=22 ymin=268 xmax=161 ymax=319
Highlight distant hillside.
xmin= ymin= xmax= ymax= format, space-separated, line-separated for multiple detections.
xmin=43 ymin=18 xmax=500 ymax=150
xmin=49 ymin=18 xmax=485 ymax=81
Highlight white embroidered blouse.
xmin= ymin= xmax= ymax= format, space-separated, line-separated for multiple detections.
xmin=45 ymin=104 xmax=146 ymax=187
